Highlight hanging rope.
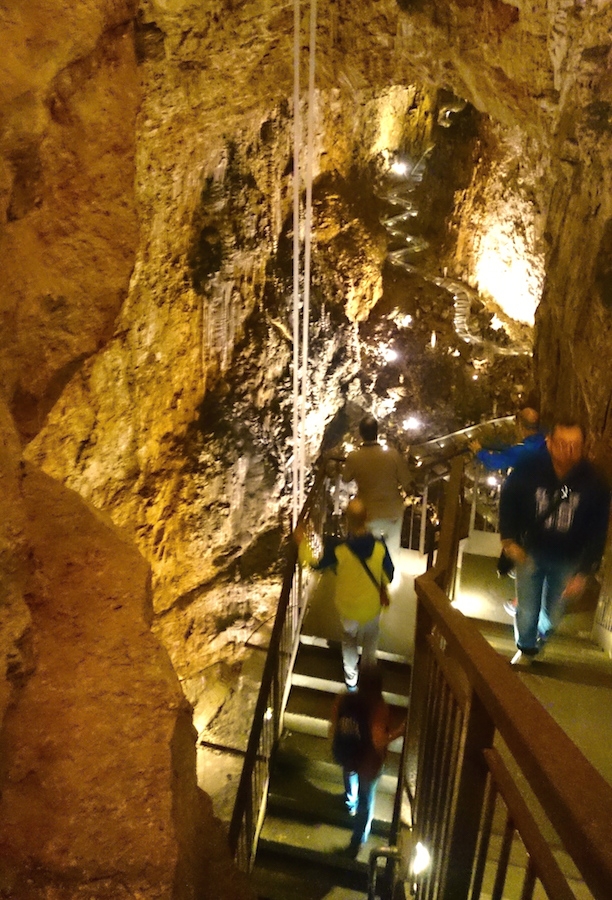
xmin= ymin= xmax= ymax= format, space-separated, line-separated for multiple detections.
xmin=291 ymin=0 xmax=301 ymax=527
xmin=292 ymin=0 xmax=317 ymax=527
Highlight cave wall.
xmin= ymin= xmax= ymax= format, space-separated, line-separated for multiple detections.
xmin=0 ymin=0 xmax=141 ymax=441
xmin=3 ymin=0 xmax=612 ymax=894
xmin=0 ymin=1 xmax=253 ymax=896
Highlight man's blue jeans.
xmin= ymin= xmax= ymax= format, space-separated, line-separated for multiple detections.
xmin=514 ymin=555 xmax=576 ymax=652
xmin=344 ymin=769 xmax=378 ymax=848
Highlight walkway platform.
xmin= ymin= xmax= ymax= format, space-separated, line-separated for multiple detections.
xmin=455 ymin=547 xmax=612 ymax=789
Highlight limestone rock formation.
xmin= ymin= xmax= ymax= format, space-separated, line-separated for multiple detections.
xmin=3 ymin=0 xmax=612 ymax=894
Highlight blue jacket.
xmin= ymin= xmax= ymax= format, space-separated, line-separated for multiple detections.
xmin=499 ymin=452 xmax=610 ymax=575
xmin=477 ymin=432 xmax=546 ymax=471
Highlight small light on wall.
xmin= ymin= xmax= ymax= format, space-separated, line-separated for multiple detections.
xmin=430 ymin=331 xmax=437 ymax=349
xmin=472 ymin=374 xmax=478 ymax=380
xmin=396 ymin=313 xmax=413 ymax=328
xmin=380 ymin=345 xmax=399 ymax=362
xmin=403 ymin=417 xmax=422 ymax=431
xmin=411 ymin=841 xmax=431 ymax=876
xmin=391 ymin=160 xmax=408 ymax=176
xmin=487 ymin=476 xmax=498 ymax=487
xmin=265 ymin=707 xmax=273 ymax=722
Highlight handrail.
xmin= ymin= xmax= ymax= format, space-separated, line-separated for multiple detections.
xmin=228 ymin=460 xmax=330 ymax=869
xmin=229 ymin=445 xmax=464 ymax=872
xmin=403 ymin=458 xmax=612 ymax=899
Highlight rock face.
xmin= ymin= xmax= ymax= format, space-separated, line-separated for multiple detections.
xmin=0 ymin=460 xmax=252 ymax=899
xmin=3 ymin=0 xmax=612 ymax=895
xmin=0 ymin=1 xmax=140 ymax=441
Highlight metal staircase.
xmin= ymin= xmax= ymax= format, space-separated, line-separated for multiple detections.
xmin=229 ymin=436 xmax=612 ymax=900
xmin=252 ymin=635 xmax=411 ymax=899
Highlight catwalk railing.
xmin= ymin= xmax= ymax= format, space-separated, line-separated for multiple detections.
xmin=228 ymin=451 xmax=442 ymax=872
xmin=227 ymin=462 xmax=330 ymax=870
xmin=403 ymin=456 xmax=612 ymax=900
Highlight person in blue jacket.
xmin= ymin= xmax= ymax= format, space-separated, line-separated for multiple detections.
xmin=499 ymin=420 xmax=610 ymax=666
xmin=469 ymin=407 xmax=546 ymax=471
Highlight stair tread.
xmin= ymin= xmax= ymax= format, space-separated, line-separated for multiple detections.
xmin=259 ymin=811 xmax=392 ymax=867
xmin=252 ymin=849 xmax=368 ymax=900
xmin=286 ymin=684 xmax=407 ymax=727
xmin=267 ymin=764 xmax=397 ymax=827
xmin=293 ymin=641 xmax=412 ymax=698
xmin=276 ymin=729 xmax=401 ymax=779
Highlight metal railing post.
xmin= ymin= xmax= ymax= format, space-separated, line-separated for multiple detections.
xmin=419 ymin=475 xmax=429 ymax=556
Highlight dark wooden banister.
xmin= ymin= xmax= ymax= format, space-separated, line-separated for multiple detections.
xmin=413 ymin=571 xmax=612 ymax=897
xmin=402 ymin=453 xmax=612 ymax=899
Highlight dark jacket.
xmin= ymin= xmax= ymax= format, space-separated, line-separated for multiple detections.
xmin=499 ymin=452 xmax=610 ymax=575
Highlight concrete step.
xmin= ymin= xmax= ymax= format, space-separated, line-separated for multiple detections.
xmin=268 ymin=756 xmax=397 ymax=831
xmin=292 ymin=640 xmax=411 ymax=708
xmin=285 ymin=684 xmax=406 ymax=742
xmin=276 ymin=729 xmax=401 ymax=782
xmin=259 ymin=811 xmax=392 ymax=873
xmin=299 ymin=631 xmax=411 ymax=666
xmin=252 ymin=844 xmax=374 ymax=900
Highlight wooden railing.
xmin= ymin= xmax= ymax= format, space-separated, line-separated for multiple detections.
xmin=402 ymin=457 xmax=612 ymax=900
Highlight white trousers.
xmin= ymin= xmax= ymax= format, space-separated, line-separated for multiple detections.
xmin=340 ymin=614 xmax=380 ymax=688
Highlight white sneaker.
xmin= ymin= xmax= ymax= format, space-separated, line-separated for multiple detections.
xmin=510 ymin=650 xmax=534 ymax=667
xmin=503 ymin=600 xmax=517 ymax=618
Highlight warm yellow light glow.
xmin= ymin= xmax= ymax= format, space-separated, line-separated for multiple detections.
xmin=394 ymin=313 xmax=412 ymax=328
xmin=430 ymin=331 xmax=437 ymax=348
xmin=403 ymin=417 xmax=422 ymax=431
xmin=487 ymin=476 xmax=498 ymax=487
xmin=411 ymin=841 xmax=431 ymax=876
xmin=391 ymin=160 xmax=408 ymax=176
xmin=381 ymin=346 xmax=399 ymax=362
xmin=370 ymin=87 xmax=414 ymax=156
xmin=473 ymin=214 xmax=544 ymax=325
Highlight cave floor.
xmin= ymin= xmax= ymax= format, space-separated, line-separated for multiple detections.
xmin=456 ymin=551 xmax=612 ymax=788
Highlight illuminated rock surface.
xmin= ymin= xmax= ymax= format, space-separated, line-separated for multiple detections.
xmin=2 ymin=0 xmax=612 ymax=894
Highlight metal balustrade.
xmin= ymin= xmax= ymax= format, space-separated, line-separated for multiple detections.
xmin=230 ymin=436 xmax=612 ymax=900
xmin=402 ymin=455 xmax=612 ymax=900
xmin=228 ymin=463 xmax=330 ymax=870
